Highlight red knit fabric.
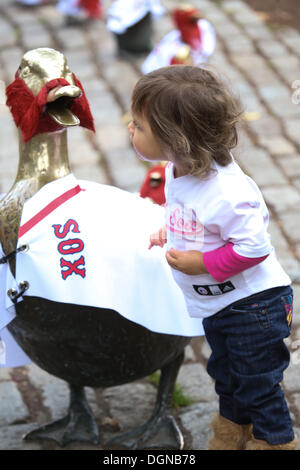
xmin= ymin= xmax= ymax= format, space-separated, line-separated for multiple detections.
xmin=78 ymin=0 xmax=102 ymax=18
xmin=173 ymin=8 xmax=202 ymax=50
xmin=6 ymin=73 xmax=95 ymax=142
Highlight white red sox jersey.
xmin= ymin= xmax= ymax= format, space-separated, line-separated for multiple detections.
xmin=107 ymin=0 xmax=165 ymax=34
xmin=0 ymin=173 xmax=204 ymax=367
xmin=164 ymin=160 xmax=291 ymax=318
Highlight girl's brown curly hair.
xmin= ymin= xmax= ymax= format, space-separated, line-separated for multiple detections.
xmin=131 ymin=65 xmax=243 ymax=177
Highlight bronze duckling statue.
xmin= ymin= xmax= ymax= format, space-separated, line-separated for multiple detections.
xmin=0 ymin=48 xmax=203 ymax=449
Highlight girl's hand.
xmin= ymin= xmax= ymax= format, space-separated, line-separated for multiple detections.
xmin=149 ymin=226 xmax=167 ymax=249
xmin=165 ymin=248 xmax=208 ymax=275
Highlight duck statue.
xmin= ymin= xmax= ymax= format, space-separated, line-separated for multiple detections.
xmin=0 ymin=48 xmax=204 ymax=449
xmin=141 ymin=3 xmax=216 ymax=73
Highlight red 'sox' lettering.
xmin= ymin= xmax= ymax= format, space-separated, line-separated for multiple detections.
xmin=52 ymin=219 xmax=80 ymax=238
xmin=58 ymin=238 xmax=84 ymax=255
xmin=60 ymin=256 xmax=86 ymax=280
xmin=52 ymin=218 xmax=86 ymax=280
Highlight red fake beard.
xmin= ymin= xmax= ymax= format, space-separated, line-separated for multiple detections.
xmin=173 ymin=8 xmax=202 ymax=51
xmin=6 ymin=73 xmax=95 ymax=142
xmin=78 ymin=0 xmax=102 ymax=18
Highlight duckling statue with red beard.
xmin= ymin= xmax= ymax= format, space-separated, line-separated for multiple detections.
xmin=141 ymin=4 xmax=216 ymax=73
xmin=0 ymin=48 xmax=203 ymax=449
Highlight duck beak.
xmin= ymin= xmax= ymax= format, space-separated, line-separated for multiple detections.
xmin=46 ymin=85 xmax=82 ymax=127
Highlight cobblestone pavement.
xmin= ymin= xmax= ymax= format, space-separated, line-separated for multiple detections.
xmin=0 ymin=0 xmax=300 ymax=451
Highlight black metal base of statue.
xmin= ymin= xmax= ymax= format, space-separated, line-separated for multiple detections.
xmin=114 ymin=12 xmax=153 ymax=57
xmin=107 ymin=352 xmax=184 ymax=450
xmin=24 ymin=384 xmax=100 ymax=447
xmin=8 ymin=296 xmax=190 ymax=449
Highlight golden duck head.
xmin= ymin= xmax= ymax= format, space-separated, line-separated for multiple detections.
xmin=6 ymin=48 xmax=95 ymax=142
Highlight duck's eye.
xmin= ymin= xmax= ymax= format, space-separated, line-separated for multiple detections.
xmin=21 ymin=66 xmax=30 ymax=78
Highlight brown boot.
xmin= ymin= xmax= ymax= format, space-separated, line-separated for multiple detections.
xmin=245 ymin=435 xmax=299 ymax=450
xmin=208 ymin=414 xmax=253 ymax=450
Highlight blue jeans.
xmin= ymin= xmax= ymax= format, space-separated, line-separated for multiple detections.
xmin=203 ymin=285 xmax=294 ymax=445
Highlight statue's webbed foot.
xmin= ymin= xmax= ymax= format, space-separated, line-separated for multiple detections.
xmin=106 ymin=352 xmax=186 ymax=450
xmin=106 ymin=414 xmax=183 ymax=450
xmin=24 ymin=385 xmax=99 ymax=447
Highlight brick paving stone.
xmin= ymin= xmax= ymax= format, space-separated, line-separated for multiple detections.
xmin=0 ymin=423 xmax=42 ymax=450
xmin=179 ymin=401 xmax=218 ymax=450
xmin=36 ymin=4 xmax=64 ymax=29
xmin=230 ymin=53 xmax=267 ymax=72
xmin=211 ymin=20 xmax=242 ymax=38
xmin=258 ymin=83 xmax=291 ymax=102
xmin=285 ymin=118 xmax=300 ymax=145
xmin=237 ymin=146 xmax=288 ymax=186
xmin=233 ymin=9 xmax=263 ymax=26
xmin=73 ymin=163 xmax=108 ymax=184
xmin=268 ymin=219 xmax=300 ymax=280
xmin=0 ymin=46 xmax=24 ymax=82
xmin=278 ymin=210 xmax=300 ymax=244
xmin=268 ymin=219 xmax=290 ymax=251
xmin=0 ymin=368 xmax=11 ymax=381
xmin=268 ymin=97 xmax=300 ymax=119
xmin=213 ymin=61 xmax=243 ymax=83
xmin=95 ymin=123 xmax=130 ymax=154
xmin=83 ymin=77 xmax=109 ymax=99
xmin=290 ymin=285 xmax=300 ymax=327
xmin=240 ymin=91 xmax=266 ymax=114
xmin=91 ymin=94 xmax=123 ymax=127
xmin=106 ymin=148 xmax=146 ymax=191
xmin=256 ymin=39 xmax=289 ymax=59
xmin=103 ymin=383 xmax=156 ymax=432
xmin=296 ymin=244 xmax=300 ymax=259
xmin=246 ymin=114 xmax=283 ymax=138
xmin=27 ymin=364 xmax=70 ymax=421
xmin=277 ymin=33 xmax=300 ymax=57
xmin=0 ymin=19 xmax=17 ymax=49
xmin=277 ymin=155 xmax=300 ymax=178
xmin=263 ymin=187 xmax=300 ymax=214
xmin=223 ymin=34 xmax=255 ymax=54
xmin=241 ymin=23 xmax=273 ymax=40
xmin=293 ymin=395 xmax=300 ymax=419
xmin=20 ymin=23 xmax=53 ymax=50
xmin=62 ymin=49 xmax=97 ymax=81
xmin=284 ymin=351 xmax=300 ymax=390
xmin=221 ymin=0 xmax=252 ymax=14
xmin=5 ymin=5 xmax=40 ymax=26
xmin=27 ymin=363 xmax=99 ymax=421
xmin=258 ymin=136 xmax=297 ymax=156
xmin=56 ymin=27 xmax=89 ymax=50
xmin=198 ymin=9 xmax=229 ymax=26
xmin=0 ymin=381 xmax=29 ymax=426
xmin=270 ymin=56 xmax=300 ymax=80
xmin=249 ymin=66 xmax=280 ymax=87
xmin=184 ymin=345 xmax=197 ymax=363
xmin=177 ymin=363 xmax=216 ymax=403
xmin=99 ymin=60 xmax=140 ymax=112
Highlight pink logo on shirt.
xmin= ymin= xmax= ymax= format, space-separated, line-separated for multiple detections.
xmin=166 ymin=206 xmax=204 ymax=240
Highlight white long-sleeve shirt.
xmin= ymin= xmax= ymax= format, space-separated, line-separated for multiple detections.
xmin=164 ymin=160 xmax=291 ymax=318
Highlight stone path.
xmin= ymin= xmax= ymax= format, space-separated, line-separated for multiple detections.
xmin=0 ymin=0 xmax=300 ymax=451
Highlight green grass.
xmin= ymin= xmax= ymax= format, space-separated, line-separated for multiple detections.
xmin=147 ymin=371 xmax=196 ymax=410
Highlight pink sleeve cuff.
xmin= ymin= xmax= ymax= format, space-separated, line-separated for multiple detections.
xmin=202 ymin=243 xmax=269 ymax=282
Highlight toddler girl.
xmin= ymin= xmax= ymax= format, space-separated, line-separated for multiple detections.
xmin=128 ymin=65 xmax=298 ymax=450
